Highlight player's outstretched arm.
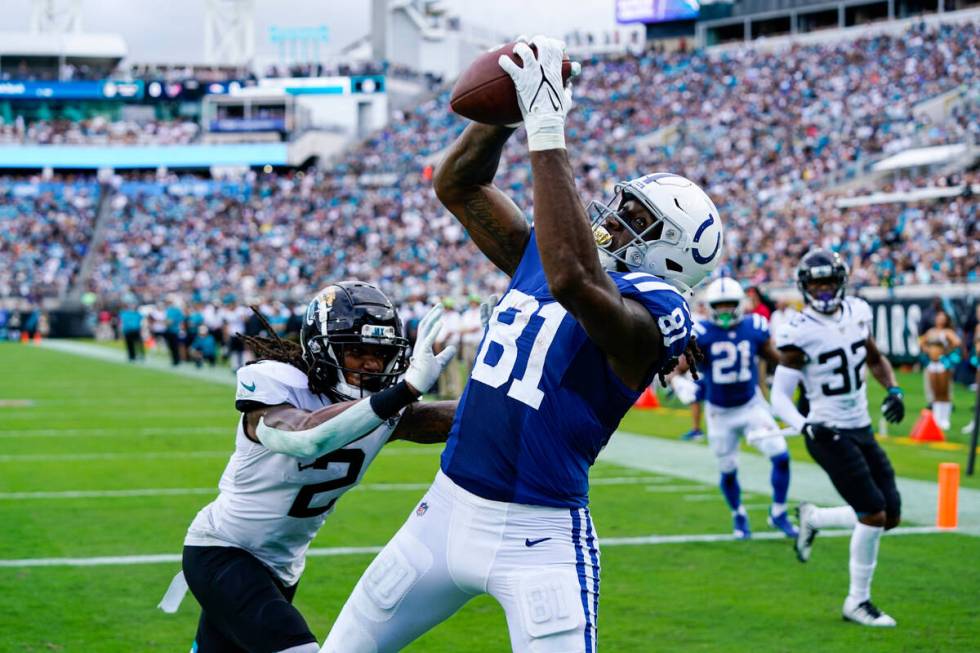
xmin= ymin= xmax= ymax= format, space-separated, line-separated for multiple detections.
xmin=433 ymin=123 xmax=530 ymax=276
xmin=389 ymin=400 xmax=458 ymax=444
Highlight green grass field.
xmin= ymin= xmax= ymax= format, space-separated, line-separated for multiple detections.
xmin=1 ymin=342 xmax=978 ymax=652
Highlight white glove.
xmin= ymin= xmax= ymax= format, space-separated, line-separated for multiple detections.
xmin=479 ymin=294 xmax=499 ymax=330
xmin=669 ymin=374 xmax=699 ymax=406
xmin=405 ymin=304 xmax=457 ymax=395
xmin=498 ymin=35 xmax=574 ymax=151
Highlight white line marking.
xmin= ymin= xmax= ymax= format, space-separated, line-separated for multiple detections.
xmin=0 ymin=426 xmax=228 ymax=438
xmin=0 ymin=447 xmax=440 ymax=463
xmin=0 ymin=526 xmax=954 ymax=568
xmin=0 ymin=451 xmax=231 ymax=463
xmin=0 ymin=477 xmax=667 ymax=501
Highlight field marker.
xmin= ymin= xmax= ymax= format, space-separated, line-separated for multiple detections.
xmin=0 ymin=526 xmax=953 ymax=569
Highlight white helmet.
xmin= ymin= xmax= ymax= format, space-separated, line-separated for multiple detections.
xmin=588 ymin=173 xmax=723 ymax=294
xmin=702 ymin=277 xmax=745 ymax=328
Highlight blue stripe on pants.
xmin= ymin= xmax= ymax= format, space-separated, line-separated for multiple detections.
xmin=571 ymin=508 xmax=593 ymax=653
xmin=585 ymin=507 xmax=600 ymax=651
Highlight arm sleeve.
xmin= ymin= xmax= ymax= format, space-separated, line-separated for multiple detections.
xmin=771 ymin=365 xmax=807 ymax=433
xmin=256 ymin=399 xmax=385 ymax=459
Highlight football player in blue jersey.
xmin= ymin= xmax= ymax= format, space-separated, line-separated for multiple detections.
xmin=321 ymin=36 xmax=724 ymax=653
xmin=672 ymin=278 xmax=797 ymax=540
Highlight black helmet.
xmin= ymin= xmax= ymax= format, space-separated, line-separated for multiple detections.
xmin=796 ymin=249 xmax=848 ymax=314
xmin=301 ymin=281 xmax=410 ymax=400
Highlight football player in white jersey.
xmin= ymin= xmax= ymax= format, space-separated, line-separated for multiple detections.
xmin=179 ymin=281 xmax=459 ymax=653
xmin=770 ymin=250 xmax=906 ymax=627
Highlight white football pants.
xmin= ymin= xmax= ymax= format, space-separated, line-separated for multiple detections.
xmin=321 ymin=470 xmax=600 ymax=653
xmin=707 ymin=394 xmax=787 ymax=473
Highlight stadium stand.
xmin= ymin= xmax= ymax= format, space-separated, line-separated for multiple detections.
xmin=1 ymin=19 xmax=976 ymax=311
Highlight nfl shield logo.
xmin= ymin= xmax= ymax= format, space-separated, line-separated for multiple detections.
xmin=416 ymin=502 xmax=428 ymax=517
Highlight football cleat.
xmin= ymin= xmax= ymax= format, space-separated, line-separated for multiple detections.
xmin=794 ymin=502 xmax=818 ymax=562
xmin=681 ymin=428 xmax=704 ymax=442
xmin=733 ymin=513 xmax=751 ymax=540
xmin=768 ymin=509 xmax=799 ymax=538
xmin=842 ymin=598 xmax=897 ymax=627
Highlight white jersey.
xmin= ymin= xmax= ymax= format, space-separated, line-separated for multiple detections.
xmin=774 ymin=296 xmax=873 ymax=430
xmin=185 ymin=360 xmax=399 ymax=585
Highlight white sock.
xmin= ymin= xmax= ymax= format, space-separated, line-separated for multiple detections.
xmin=808 ymin=505 xmax=857 ymax=529
xmin=847 ymin=522 xmax=883 ymax=603
xmin=934 ymin=402 xmax=951 ymax=428
xmin=771 ymin=502 xmax=787 ymax=516
xmin=735 ymin=505 xmax=747 ymax=517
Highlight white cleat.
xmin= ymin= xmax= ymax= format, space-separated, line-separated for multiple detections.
xmin=842 ymin=597 xmax=897 ymax=627
xmin=794 ymin=502 xmax=818 ymax=563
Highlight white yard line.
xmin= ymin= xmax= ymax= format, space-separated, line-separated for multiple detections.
xmin=0 ymin=477 xmax=669 ymax=501
xmin=602 ymin=431 xmax=980 ymax=530
xmin=0 ymin=526 xmax=952 ymax=569
xmin=0 ymin=447 xmax=439 ymax=462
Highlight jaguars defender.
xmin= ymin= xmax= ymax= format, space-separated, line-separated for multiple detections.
xmin=677 ymin=277 xmax=796 ymax=539
xmin=771 ymin=250 xmax=906 ymax=627
xmin=322 ymin=37 xmax=723 ymax=653
xmin=177 ymin=281 xmax=458 ymax=653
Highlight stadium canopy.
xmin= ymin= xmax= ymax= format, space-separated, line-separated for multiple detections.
xmin=0 ymin=31 xmax=126 ymax=61
xmin=871 ymin=144 xmax=970 ymax=172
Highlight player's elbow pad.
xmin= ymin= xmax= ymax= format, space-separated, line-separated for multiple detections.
xmin=256 ymin=399 xmax=383 ymax=459
xmin=771 ymin=365 xmax=806 ymax=433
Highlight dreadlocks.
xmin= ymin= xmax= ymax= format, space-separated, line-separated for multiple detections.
xmin=239 ymin=306 xmax=308 ymax=373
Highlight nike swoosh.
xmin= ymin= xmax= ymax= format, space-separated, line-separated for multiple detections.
xmin=240 ymin=381 xmax=256 ymax=392
xmin=525 ymin=537 xmax=552 ymax=547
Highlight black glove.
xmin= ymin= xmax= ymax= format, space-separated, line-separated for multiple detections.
xmin=881 ymin=387 xmax=905 ymax=423
xmin=802 ymin=422 xmax=840 ymax=443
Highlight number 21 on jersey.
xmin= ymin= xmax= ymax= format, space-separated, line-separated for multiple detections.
xmin=470 ymin=289 xmax=566 ymax=410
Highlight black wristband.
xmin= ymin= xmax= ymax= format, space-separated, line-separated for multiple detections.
xmin=369 ymin=381 xmax=419 ymax=420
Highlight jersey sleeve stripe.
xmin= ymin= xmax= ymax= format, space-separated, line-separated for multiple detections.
xmin=632 ymin=280 xmax=681 ymax=295
xmin=623 ymin=271 xmax=657 ymax=281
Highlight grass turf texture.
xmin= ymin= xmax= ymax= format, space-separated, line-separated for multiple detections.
xmin=1 ymin=342 xmax=978 ymax=652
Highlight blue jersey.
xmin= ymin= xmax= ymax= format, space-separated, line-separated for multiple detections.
xmin=440 ymin=230 xmax=693 ymax=508
xmin=693 ymin=314 xmax=770 ymax=408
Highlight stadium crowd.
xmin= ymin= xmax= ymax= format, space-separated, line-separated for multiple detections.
xmin=0 ymin=116 xmax=200 ymax=145
xmin=2 ymin=20 xmax=977 ymax=312
xmin=0 ymin=180 xmax=99 ymax=301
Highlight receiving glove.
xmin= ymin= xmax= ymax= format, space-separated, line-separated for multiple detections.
xmin=881 ymin=387 xmax=905 ymax=423
xmin=498 ymin=35 xmax=574 ymax=151
xmin=479 ymin=294 xmax=499 ymax=331
xmin=802 ymin=422 xmax=840 ymax=443
xmin=669 ymin=374 xmax=700 ymax=406
xmin=404 ymin=305 xmax=457 ymax=395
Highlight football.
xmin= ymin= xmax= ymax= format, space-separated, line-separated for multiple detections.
xmin=450 ymin=41 xmax=574 ymax=125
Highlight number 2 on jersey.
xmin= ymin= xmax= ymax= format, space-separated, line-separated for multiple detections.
xmin=470 ymin=289 xmax=567 ymax=410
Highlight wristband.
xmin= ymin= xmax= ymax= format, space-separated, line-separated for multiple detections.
xmin=887 ymin=386 xmax=903 ymax=397
xmin=369 ymin=381 xmax=419 ymax=420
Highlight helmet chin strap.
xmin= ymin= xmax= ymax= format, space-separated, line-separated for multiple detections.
xmin=597 ymin=248 xmax=618 ymax=271
xmin=331 ymin=378 xmax=374 ymax=402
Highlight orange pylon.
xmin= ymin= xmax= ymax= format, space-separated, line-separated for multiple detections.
xmin=634 ymin=387 xmax=660 ymax=409
xmin=937 ymin=463 xmax=959 ymax=528
xmin=910 ymin=409 xmax=945 ymax=442
xmin=32 ymin=332 xmax=41 ymax=344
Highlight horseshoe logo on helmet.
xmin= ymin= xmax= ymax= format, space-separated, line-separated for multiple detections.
xmin=692 ymin=214 xmax=721 ymax=264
